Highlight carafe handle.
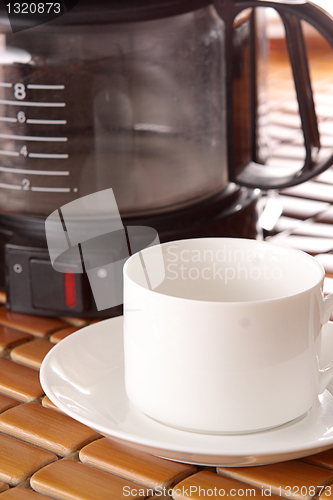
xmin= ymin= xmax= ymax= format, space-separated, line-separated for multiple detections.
xmin=215 ymin=0 xmax=333 ymax=190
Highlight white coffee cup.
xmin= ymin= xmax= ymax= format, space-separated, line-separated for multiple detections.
xmin=123 ymin=238 xmax=333 ymax=434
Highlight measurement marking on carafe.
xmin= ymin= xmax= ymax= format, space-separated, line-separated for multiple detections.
xmin=0 ymin=166 xmax=69 ymax=176
xmin=27 ymin=84 xmax=65 ymax=90
xmin=0 ymin=150 xmax=19 ymax=157
xmin=28 ymin=153 xmax=69 ymax=159
xmin=0 ymin=83 xmax=12 ymax=88
xmin=0 ymin=182 xmax=21 ymax=190
xmin=0 ymin=99 xmax=66 ymax=107
xmin=0 ymin=150 xmax=68 ymax=159
xmin=0 ymin=117 xmax=67 ymax=125
xmin=0 ymin=133 xmax=67 ymax=142
xmin=27 ymin=119 xmax=67 ymax=125
xmin=0 ymin=182 xmax=71 ymax=192
xmin=0 ymin=117 xmax=17 ymax=122
xmin=30 ymin=186 xmax=71 ymax=193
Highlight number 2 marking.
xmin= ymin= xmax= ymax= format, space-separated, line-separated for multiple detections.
xmin=22 ymin=178 xmax=30 ymax=190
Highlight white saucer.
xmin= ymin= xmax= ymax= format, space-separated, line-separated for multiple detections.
xmin=40 ymin=317 xmax=333 ymax=466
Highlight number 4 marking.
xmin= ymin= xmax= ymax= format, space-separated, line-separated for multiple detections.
xmin=20 ymin=145 xmax=28 ymax=157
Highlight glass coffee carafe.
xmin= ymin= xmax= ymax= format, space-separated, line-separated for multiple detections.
xmin=0 ymin=0 xmax=332 ymax=219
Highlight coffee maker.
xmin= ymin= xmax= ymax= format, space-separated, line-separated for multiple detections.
xmin=0 ymin=0 xmax=332 ymax=317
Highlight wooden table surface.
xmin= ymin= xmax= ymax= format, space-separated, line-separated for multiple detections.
xmin=0 ymin=19 xmax=333 ymax=500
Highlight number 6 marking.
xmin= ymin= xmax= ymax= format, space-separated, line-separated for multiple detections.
xmin=17 ymin=111 xmax=26 ymax=123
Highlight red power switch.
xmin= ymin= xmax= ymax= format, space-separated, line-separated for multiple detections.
xmin=64 ymin=270 xmax=77 ymax=309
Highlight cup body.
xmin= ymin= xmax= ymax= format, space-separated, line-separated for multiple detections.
xmin=123 ymin=238 xmax=325 ymax=434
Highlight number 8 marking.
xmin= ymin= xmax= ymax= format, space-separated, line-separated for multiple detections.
xmin=14 ymin=83 xmax=26 ymax=100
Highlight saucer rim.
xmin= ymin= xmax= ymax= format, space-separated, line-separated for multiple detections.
xmin=40 ymin=317 xmax=333 ymax=465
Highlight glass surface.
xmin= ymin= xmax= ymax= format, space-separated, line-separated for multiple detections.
xmin=0 ymin=6 xmax=228 ymax=217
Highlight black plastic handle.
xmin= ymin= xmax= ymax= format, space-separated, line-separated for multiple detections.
xmin=214 ymin=0 xmax=333 ymax=189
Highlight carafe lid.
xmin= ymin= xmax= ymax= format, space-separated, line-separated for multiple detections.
xmin=65 ymin=0 xmax=212 ymax=23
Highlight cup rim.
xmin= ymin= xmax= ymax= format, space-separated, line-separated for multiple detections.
xmin=123 ymin=237 xmax=325 ymax=305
